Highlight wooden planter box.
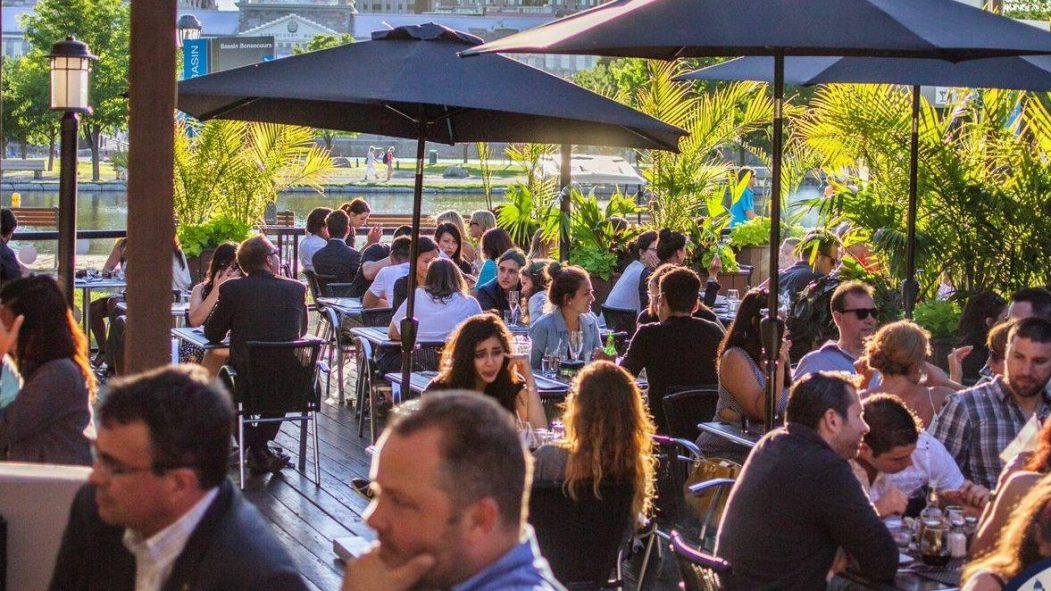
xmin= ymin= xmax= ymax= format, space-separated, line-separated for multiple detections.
xmin=698 ymin=270 xmax=753 ymax=295
xmin=590 ymin=272 xmax=619 ymax=310
xmin=736 ymin=245 xmax=771 ymax=285
xmin=186 ymin=248 xmax=215 ymax=285
xmin=930 ymin=337 xmax=959 ymax=373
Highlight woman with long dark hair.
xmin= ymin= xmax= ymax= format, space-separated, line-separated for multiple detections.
xmin=0 ymin=275 xmax=95 ymax=465
xmin=697 ymin=289 xmax=790 ymax=463
xmin=637 ymin=229 xmax=687 ymax=311
xmin=425 ymin=314 xmax=546 ymax=429
xmin=950 ymin=291 xmax=1008 ymax=385
xmin=533 ymin=361 xmax=657 ymax=517
xmin=184 ymin=241 xmax=240 ymax=373
xmin=605 ymin=230 xmax=658 ymax=313
xmin=434 ymin=222 xmax=473 ymax=276
xmin=476 ymin=227 xmax=514 ymax=288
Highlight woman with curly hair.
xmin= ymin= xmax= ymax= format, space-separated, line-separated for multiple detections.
xmin=859 ymin=320 xmax=955 ymax=429
xmin=0 ymin=275 xmax=95 ymax=465
xmin=425 ymin=314 xmax=546 ymax=429
xmin=533 ymin=361 xmax=657 ymax=517
xmin=962 ymin=474 xmax=1051 ymax=590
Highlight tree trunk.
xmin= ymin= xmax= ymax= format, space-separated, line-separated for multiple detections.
xmin=48 ymin=133 xmax=56 ymax=171
xmin=87 ymin=127 xmax=101 ymax=181
xmin=20 ymin=141 xmax=27 ymax=159
xmin=323 ymin=133 xmax=334 ymax=153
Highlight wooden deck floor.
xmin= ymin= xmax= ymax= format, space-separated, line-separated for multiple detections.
xmin=232 ymin=373 xmax=682 ymax=591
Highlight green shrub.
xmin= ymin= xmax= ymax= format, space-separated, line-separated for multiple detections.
xmin=912 ymin=299 xmax=962 ymax=340
xmin=177 ymin=216 xmax=252 ymax=259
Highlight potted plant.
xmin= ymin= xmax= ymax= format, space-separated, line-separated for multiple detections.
xmin=912 ymin=299 xmax=962 ymax=371
xmin=729 ymin=216 xmax=771 ymax=279
xmin=178 ymin=216 xmax=252 ymax=282
xmin=565 ymin=188 xmax=642 ymax=306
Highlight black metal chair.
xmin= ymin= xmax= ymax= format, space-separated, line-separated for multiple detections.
xmin=220 ymin=338 xmax=326 ymax=490
xmin=687 ymin=478 xmax=737 ymax=552
xmin=635 ymin=435 xmax=704 ymax=590
xmin=662 ymin=386 xmax=720 ymax=441
xmin=670 ymin=531 xmax=731 ymax=591
xmin=359 ymin=307 xmax=394 ymax=328
xmin=601 ymin=304 xmax=638 ymax=337
xmin=324 ymin=307 xmax=359 ymax=405
xmin=528 ymin=480 xmax=635 ymax=590
xmin=315 ymin=272 xmax=354 ymax=298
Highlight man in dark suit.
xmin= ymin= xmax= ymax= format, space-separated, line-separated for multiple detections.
xmin=621 ymin=267 xmax=724 ymax=433
xmin=205 ymin=235 xmax=308 ymax=472
xmin=311 ymin=209 xmax=361 ymax=286
xmin=49 ymin=365 xmax=308 ymax=591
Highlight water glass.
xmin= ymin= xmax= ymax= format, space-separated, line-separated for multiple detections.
xmin=726 ymin=289 xmax=740 ymax=314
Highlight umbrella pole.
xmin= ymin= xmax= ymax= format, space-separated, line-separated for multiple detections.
xmin=762 ymin=52 xmax=786 ymax=433
xmin=903 ymin=85 xmax=921 ymax=318
xmin=559 ymin=144 xmax=572 ymax=260
xmin=399 ymin=121 xmax=427 ymax=403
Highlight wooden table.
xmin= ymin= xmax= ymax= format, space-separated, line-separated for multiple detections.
xmin=171 ymin=327 xmax=229 ymax=350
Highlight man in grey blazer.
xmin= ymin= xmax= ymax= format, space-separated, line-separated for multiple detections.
xmin=49 ymin=365 xmax=308 ymax=591
xmin=205 ymin=235 xmax=308 ymax=472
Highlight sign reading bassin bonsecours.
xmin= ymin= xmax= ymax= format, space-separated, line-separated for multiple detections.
xmin=210 ymin=36 xmax=275 ymax=72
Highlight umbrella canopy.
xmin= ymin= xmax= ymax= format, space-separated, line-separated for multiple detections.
xmin=679 ymin=55 xmax=1051 ymax=318
xmin=178 ymin=23 xmax=686 ymax=417
xmin=461 ymin=0 xmax=1051 ymax=430
xmin=460 ymin=0 xmax=1051 ymax=60
xmin=178 ymin=24 xmax=684 ymax=151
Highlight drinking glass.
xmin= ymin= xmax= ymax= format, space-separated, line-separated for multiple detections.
xmin=507 ymin=290 xmax=521 ymax=325
xmin=567 ymin=330 xmax=584 ymax=361
xmin=919 ymin=519 xmax=951 ymax=567
xmin=726 ymin=289 xmax=740 ymax=314
xmin=542 ymin=340 xmax=563 ymax=377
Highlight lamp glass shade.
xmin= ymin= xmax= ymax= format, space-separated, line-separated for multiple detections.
xmin=49 ymin=55 xmax=91 ymax=112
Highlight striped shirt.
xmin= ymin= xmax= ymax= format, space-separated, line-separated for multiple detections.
xmin=930 ymin=376 xmax=1050 ymax=490
xmin=122 ymin=487 xmax=219 ymax=591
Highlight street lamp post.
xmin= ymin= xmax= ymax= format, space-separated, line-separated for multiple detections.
xmin=48 ymin=36 xmax=96 ymax=308
xmin=176 ymin=15 xmax=202 ymax=47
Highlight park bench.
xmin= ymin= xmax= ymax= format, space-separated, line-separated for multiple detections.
xmin=0 ymin=159 xmax=47 ymax=180
xmin=10 ymin=206 xmax=59 ymax=228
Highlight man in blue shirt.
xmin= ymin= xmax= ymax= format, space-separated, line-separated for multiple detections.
xmin=728 ymin=167 xmax=757 ymax=227
xmin=342 ymin=391 xmax=564 ymax=591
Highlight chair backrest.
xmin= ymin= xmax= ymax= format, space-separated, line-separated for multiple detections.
xmin=241 ymin=339 xmax=324 ymax=414
xmin=601 ymin=304 xmax=638 ymax=336
xmin=662 ymin=387 xmax=720 ymax=441
xmin=303 ymin=270 xmax=323 ymax=303
xmin=651 ymin=435 xmax=698 ymax=532
xmin=670 ymin=530 xmax=731 ymax=591
xmin=315 ymin=273 xmax=353 ymax=298
xmin=360 ymin=307 xmax=394 ymax=328
xmin=528 ymin=480 xmax=635 ymax=588
xmin=0 ymin=463 xmax=91 ymax=591
xmin=276 ymin=210 xmax=296 ymax=227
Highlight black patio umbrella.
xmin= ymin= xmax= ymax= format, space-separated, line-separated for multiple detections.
xmin=679 ymin=54 xmax=1051 ymax=318
xmin=462 ymin=0 xmax=1051 ymax=430
xmin=178 ymin=23 xmax=686 ymax=405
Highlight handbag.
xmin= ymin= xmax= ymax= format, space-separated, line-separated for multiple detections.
xmin=684 ymin=457 xmax=741 ymax=520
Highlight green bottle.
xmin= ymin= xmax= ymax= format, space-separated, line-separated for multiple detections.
xmin=603 ymin=333 xmax=618 ymax=357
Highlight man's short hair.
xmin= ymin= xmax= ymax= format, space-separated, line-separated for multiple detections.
xmin=831 ymin=281 xmax=875 ymax=313
xmin=1009 ymin=316 xmax=1051 ymax=345
xmin=305 ymin=207 xmax=331 ymax=235
xmin=799 ymin=230 xmax=840 ymax=261
xmin=325 ymin=209 xmax=350 ymax=238
xmin=388 ymin=390 xmax=529 ymax=530
xmin=1012 ymin=287 xmax=1051 ymax=321
xmin=236 ymin=235 xmax=275 ymax=274
xmin=660 ymin=267 xmax=701 ymax=314
xmin=393 ymin=225 xmax=413 ymax=239
xmin=1 ymin=208 xmax=18 ymax=237
xmin=98 ymin=365 xmax=233 ymax=489
xmin=390 ymin=236 xmax=412 ymax=263
xmin=785 ymin=371 xmax=858 ymax=430
xmin=861 ymin=394 xmax=921 ymax=456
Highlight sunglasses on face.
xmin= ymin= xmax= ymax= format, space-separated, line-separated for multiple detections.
xmin=842 ymin=307 xmax=879 ymax=320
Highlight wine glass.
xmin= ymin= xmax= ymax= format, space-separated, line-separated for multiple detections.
xmin=567 ymin=330 xmax=584 ymax=362
xmin=507 ymin=290 xmax=521 ymax=325
xmin=542 ymin=340 xmax=563 ymax=377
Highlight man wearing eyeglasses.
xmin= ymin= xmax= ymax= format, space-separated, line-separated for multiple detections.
xmin=49 ymin=365 xmax=308 ymax=591
xmin=794 ymin=281 xmax=878 ymax=379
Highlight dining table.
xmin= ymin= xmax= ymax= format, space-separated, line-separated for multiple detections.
xmin=74 ymin=276 xmax=127 ymax=345
xmin=171 ymin=326 xmax=229 ymax=350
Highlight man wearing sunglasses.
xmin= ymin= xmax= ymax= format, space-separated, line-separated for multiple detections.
xmin=50 ymin=365 xmax=308 ymax=590
xmin=778 ymin=231 xmax=841 ymax=304
xmin=794 ymin=281 xmax=879 ymax=379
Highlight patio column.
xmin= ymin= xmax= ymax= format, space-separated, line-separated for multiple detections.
xmin=125 ymin=0 xmax=177 ymax=373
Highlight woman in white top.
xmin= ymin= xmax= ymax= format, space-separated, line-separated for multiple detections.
xmin=389 ymin=258 xmax=482 ymax=341
xmin=604 ymin=230 xmax=658 ymax=313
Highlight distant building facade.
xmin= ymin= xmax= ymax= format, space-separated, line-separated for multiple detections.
xmin=236 ymin=0 xmax=355 ymax=33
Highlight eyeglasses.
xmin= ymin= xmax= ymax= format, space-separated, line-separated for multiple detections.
xmin=91 ymin=444 xmax=185 ymax=478
xmin=469 ymin=222 xmax=480 ymax=227
xmin=841 ymin=307 xmax=879 ymax=320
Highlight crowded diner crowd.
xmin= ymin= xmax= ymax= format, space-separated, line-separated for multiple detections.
xmin=0 ymin=194 xmax=1050 ymax=591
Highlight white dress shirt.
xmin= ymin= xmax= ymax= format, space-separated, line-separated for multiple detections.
xmin=122 ymin=487 xmax=219 ymax=591
xmin=368 ymin=262 xmax=410 ymax=302
xmin=299 ymin=233 xmax=327 ymax=273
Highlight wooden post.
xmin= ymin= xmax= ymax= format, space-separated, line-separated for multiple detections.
xmin=125 ymin=0 xmax=176 ymax=373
